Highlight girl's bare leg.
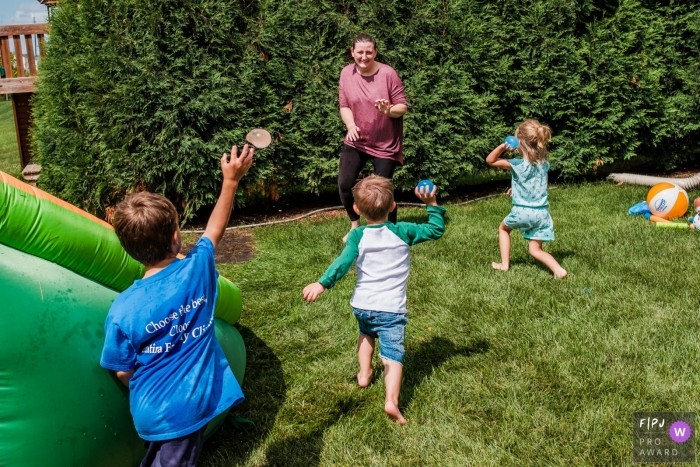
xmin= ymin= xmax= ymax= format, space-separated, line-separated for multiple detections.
xmin=492 ymin=222 xmax=512 ymax=271
xmin=528 ymin=240 xmax=567 ymax=278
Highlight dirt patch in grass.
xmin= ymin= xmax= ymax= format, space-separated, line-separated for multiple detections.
xmin=181 ymin=230 xmax=255 ymax=264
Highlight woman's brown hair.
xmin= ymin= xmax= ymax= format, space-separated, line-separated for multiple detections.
xmin=352 ymin=33 xmax=376 ymax=50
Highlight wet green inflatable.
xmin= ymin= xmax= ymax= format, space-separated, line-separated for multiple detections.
xmin=0 ymin=172 xmax=245 ymax=466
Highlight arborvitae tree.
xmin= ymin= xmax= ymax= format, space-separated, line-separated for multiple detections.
xmin=32 ymin=0 xmax=700 ymax=221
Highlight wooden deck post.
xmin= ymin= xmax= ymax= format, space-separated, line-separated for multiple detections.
xmin=11 ymin=93 xmax=33 ymax=167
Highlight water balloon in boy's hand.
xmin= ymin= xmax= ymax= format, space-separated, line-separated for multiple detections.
xmin=504 ymin=135 xmax=519 ymax=151
xmin=416 ymin=179 xmax=435 ymax=194
xmin=246 ymin=129 xmax=272 ymax=149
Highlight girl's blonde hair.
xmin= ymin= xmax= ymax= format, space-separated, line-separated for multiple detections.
xmin=515 ymin=120 xmax=552 ymax=164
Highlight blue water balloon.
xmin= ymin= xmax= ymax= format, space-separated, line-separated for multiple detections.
xmin=416 ymin=179 xmax=435 ymax=194
xmin=504 ymin=135 xmax=519 ymax=150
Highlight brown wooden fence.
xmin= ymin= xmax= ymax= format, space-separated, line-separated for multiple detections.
xmin=0 ymin=24 xmax=49 ymax=168
xmin=0 ymin=24 xmax=48 ymax=94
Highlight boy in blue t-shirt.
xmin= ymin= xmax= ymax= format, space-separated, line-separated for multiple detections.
xmin=100 ymin=144 xmax=254 ymax=467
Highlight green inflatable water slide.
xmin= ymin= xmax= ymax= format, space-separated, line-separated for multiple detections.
xmin=0 ymin=171 xmax=246 ymax=466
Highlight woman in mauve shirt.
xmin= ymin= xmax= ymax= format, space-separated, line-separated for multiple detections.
xmin=338 ymin=33 xmax=407 ymax=241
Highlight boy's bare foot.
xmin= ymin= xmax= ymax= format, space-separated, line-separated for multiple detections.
xmin=492 ymin=262 xmax=509 ymax=271
xmin=385 ymin=401 xmax=406 ymax=425
xmin=357 ymin=370 xmax=373 ymax=388
xmin=554 ymin=268 xmax=568 ymax=279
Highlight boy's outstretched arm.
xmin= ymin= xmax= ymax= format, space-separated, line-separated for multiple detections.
xmin=203 ymin=144 xmax=254 ymax=248
xmin=303 ymin=232 xmax=361 ymax=302
xmin=303 ymin=282 xmax=325 ymax=302
xmin=397 ymin=185 xmax=446 ymax=245
xmin=485 ymin=143 xmax=512 ymax=170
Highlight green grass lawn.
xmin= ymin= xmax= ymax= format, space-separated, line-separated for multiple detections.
xmin=190 ymin=182 xmax=700 ymax=466
xmin=0 ymin=100 xmax=21 ymax=178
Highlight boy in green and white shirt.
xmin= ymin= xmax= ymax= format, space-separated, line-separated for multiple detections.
xmin=303 ymin=175 xmax=445 ymax=424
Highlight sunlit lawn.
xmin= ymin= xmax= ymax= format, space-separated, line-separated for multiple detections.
xmin=186 ymin=181 xmax=700 ymax=466
xmin=0 ymin=99 xmax=20 ymax=178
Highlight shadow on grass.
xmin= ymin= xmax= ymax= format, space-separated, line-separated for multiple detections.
xmin=201 ymin=325 xmax=286 ymax=465
xmin=263 ymin=393 xmax=365 ymax=467
xmin=401 ymin=336 xmax=490 ymax=410
xmin=232 ymin=331 xmax=489 ymax=467
xmin=509 ymin=249 xmax=576 ymax=273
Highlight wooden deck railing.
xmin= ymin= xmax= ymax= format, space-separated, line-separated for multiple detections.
xmin=0 ymin=24 xmax=49 ymax=94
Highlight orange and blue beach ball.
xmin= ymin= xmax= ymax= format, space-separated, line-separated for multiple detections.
xmin=646 ymin=182 xmax=689 ymax=219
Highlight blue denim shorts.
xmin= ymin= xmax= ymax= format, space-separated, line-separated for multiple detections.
xmin=352 ymin=308 xmax=408 ymax=364
xmin=504 ymin=206 xmax=555 ymax=241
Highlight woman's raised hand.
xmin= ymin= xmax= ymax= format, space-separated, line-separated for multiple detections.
xmin=374 ymin=99 xmax=392 ymax=115
xmin=346 ymin=125 xmax=360 ymax=142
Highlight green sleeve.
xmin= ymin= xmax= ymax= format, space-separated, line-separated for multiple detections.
xmin=390 ymin=205 xmax=446 ymax=245
xmin=318 ymin=227 xmax=362 ymax=289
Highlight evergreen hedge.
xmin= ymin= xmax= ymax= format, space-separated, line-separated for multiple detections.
xmin=33 ymin=0 xmax=700 ymax=221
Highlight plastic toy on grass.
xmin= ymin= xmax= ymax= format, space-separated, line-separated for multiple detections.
xmin=689 ymin=197 xmax=700 ymax=230
xmin=504 ymin=136 xmax=519 ymax=151
xmin=0 ymin=171 xmax=246 ymax=466
xmin=629 ymin=201 xmax=651 ymax=216
xmin=416 ymin=179 xmax=435 ymax=194
xmin=644 ymin=213 xmax=671 ymax=223
xmin=646 ymin=182 xmax=689 ymax=219
xmin=656 ymin=222 xmax=689 ymax=229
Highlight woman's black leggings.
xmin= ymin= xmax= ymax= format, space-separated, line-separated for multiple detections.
xmin=338 ymin=144 xmax=398 ymax=223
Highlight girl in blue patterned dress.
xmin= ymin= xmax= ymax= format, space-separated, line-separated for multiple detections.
xmin=485 ymin=120 xmax=567 ymax=279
